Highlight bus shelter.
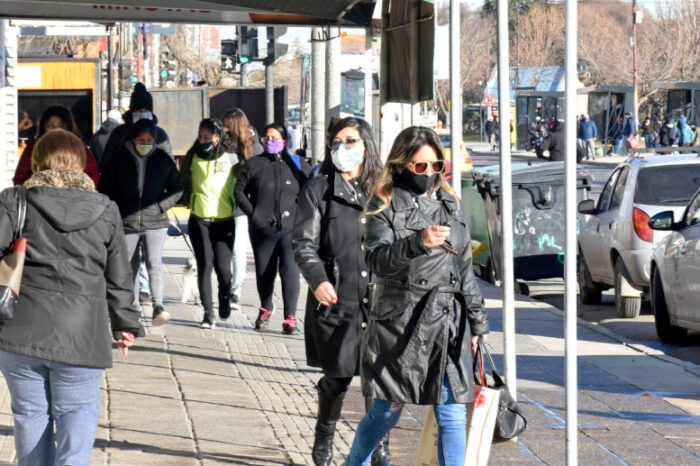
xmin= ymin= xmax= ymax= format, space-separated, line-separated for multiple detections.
xmin=652 ymin=81 xmax=700 ymax=123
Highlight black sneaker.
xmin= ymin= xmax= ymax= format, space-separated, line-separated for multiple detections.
xmin=282 ymin=315 xmax=300 ymax=335
xmin=230 ymin=293 xmax=240 ymax=310
xmin=200 ymin=315 xmax=215 ymax=329
xmin=219 ymin=293 xmax=231 ymax=320
xmin=152 ymin=305 xmax=171 ymax=326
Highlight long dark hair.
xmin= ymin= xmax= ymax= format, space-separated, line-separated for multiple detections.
xmin=320 ymin=117 xmax=382 ymax=195
xmin=367 ymin=126 xmax=455 ymax=215
xmin=188 ymin=118 xmax=233 ymax=155
xmin=37 ymin=105 xmax=81 ymax=139
xmin=221 ymin=108 xmax=254 ymax=160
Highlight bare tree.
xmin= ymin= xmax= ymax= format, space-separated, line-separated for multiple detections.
xmin=162 ymin=25 xmax=223 ymax=87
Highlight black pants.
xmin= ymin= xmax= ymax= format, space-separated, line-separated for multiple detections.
xmin=249 ymin=229 xmax=300 ymax=318
xmin=188 ymin=216 xmax=234 ymax=316
xmin=319 ymin=375 xmax=353 ymax=397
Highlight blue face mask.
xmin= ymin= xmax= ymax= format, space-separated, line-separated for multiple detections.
xmin=331 ymin=143 xmax=364 ymax=172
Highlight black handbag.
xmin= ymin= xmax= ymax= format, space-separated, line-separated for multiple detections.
xmin=0 ymin=186 xmax=27 ymax=322
xmin=473 ymin=337 xmax=527 ymax=442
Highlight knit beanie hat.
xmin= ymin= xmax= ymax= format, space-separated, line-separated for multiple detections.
xmin=129 ymin=82 xmax=153 ymax=111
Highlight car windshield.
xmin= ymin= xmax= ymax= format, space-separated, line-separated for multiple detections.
xmin=634 ymin=164 xmax=700 ymax=206
xmin=439 ymin=135 xmax=451 ymax=148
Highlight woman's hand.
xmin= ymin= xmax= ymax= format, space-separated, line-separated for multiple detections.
xmin=314 ymin=281 xmax=338 ymax=307
xmin=422 ymin=225 xmax=451 ymax=249
xmin=117 ymin=332 xmax=136 ymax=357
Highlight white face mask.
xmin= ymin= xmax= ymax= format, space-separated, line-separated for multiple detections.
xmin=132 ymin=111 xmax=153 ymax=122
xmin=135 ymin=144 xmax=153 ymax=156
xmin=331 ymin=143 xmax=364 ymax=173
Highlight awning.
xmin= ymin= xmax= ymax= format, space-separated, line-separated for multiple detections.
xmin=0 ymin=0 xmax=376 ymax=26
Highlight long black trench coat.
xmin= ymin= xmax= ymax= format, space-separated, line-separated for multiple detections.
xmin=292 ymin=171 xmax=370 ymax=378
xmin=361 ymin=185 xmax=489 ymax=405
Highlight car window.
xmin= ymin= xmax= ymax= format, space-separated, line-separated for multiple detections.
xmin=598 ymin=169 xmax=621 ymax=212
xmin=686 ymin=191 xmax=700 ymax=227
xmin=609 ymin=167 xmax=629 ymax=211
xmin=634 ymin=164 xmax=700 ymax=206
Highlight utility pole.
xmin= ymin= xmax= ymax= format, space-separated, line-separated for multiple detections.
xmin=265 ymin=63 xmax=274 ymax=124
xmin=632 ymin=0 xmax=639 ymax=126
xmin=240 ymin=63 xmax=248 ymax=87
xmin=310 ymin=28 xmax=326 ymax=165
xmin=107 ymin=28 xmax=114 ymax=110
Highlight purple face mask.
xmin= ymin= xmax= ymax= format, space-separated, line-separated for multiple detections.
xmin=264 ymin=139 xmax=285 ymax=154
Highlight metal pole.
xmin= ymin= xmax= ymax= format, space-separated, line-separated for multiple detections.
xmin=240 ymin=63 xmax=248 ymax=87
xmin=364 ymin=28 xmax=373 ymax=126
xmin=449 ymin=0 xmax=462 ymax=196
xmin=497 ymin=0 xmax=516 ymax=398
xmin=265 ymin=63 xmax=274 ymax=124
xmin=632 ymin=0 xmax=639 ymax=126
xmin=107 ymin=29 xmax=114 ymax=110
xmin=311 ymin=27 xmax=326 ymax=165
xmin=564 ymin=0 xmax=579 ymax=464
xmin=325 ymin=27 xmax=341 ymax=126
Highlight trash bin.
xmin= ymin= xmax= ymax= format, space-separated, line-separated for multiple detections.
xmin=461 ymin=163 xmax=528 ymax=280
xmin=472 ymin=162 xmax=593 ymax=282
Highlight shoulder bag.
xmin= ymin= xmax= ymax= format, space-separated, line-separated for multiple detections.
xmin=0 ymin=186 xmax=27 ymax=321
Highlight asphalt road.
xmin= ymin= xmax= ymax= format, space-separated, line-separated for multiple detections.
xmin=470 ymin=150 xmax=700 ymax=366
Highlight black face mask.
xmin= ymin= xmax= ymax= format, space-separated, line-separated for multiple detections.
xmin=396 ymin=169 xmax=438 ymax=195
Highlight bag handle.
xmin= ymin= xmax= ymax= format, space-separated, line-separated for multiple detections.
xmin=15 ymin=187 xmax=26 ymax=240
xmin=477 ymin=336 xmax=506 ymax=387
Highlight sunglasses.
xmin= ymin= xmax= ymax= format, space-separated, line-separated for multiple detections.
xmin=328 ymin=138 xmax=362 ymax=150
xmin=405 ymin=160 xmax=445 ymax=174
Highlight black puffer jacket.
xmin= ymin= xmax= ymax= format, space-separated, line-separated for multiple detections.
xmin=234 ymin=150 xmax=311 ymax=234
xmin=361 ymin=185 xmax=489 ymax=405
xmin=0 ymin=181 xmax=144 ymax=369
xmin=99 ymin=144 xmax=183 ymax=231
xmin=292 ymin=171 xmax=370 ymax=378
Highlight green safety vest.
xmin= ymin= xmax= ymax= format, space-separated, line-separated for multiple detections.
xmin=189 ymin=151 xmax=236 ymax=219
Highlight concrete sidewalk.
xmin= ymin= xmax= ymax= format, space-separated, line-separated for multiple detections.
xmin=0 ymin=234 xmax=698 ymax=465
xmin=466 ymin=141 xmax=630 ymax=167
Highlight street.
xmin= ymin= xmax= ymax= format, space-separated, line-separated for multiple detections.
xmin=469 ymin=146 xmax=700 ymax=367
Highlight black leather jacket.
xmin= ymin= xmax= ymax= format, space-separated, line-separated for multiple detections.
xmin=292 ymin=171 xmax=370 ymax=377
xmin=361 ymin=185 xmax=489 ymax=404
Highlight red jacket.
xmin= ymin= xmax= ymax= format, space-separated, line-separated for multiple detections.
xmin=13 ymin=139 xmax=100 ymax=186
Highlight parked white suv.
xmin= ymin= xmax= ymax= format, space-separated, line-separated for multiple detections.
xmin=577 ymin=155 xmax=700 ymax=318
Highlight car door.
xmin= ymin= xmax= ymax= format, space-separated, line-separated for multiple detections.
xmin=598 ymin=167 xmax=630 ymax=283
xmin=580 ymin=168 xmax=620 ymax=281
xmin=676 ymin=196 xmax=700 ymax=322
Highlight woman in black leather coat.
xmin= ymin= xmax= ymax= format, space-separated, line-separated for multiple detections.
xmin=292 ymin=117 xmax=389 ymax=465
xmin=346 ymin=126 xmax=490 ymax=466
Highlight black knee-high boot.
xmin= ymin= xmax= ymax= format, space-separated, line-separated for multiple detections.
xmin=312 ymin=387 xmax=346 ymax=466
xmin=365 ymin=397 xmax=391 ymax=466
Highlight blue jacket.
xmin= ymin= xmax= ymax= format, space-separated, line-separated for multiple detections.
xmin=622 ymin=117 xmax=636 ymax=137
xmin=579 ymin=119 xmax=597 ymax=139
xmin=678 ymin=117 xmax=695 ymax=145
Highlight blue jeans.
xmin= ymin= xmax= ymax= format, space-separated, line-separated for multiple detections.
xmin=614 ymin=137 xmax=623 ymax=155
xmin=230 ymin=215 xmax=248 ymax=297
xmin=347 ymin=376 xmax=467 ymax=466
xmin=0 ymin=350 xmax=103 ymax=466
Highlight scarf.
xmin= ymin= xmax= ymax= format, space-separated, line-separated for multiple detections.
xmin=23 ymin=169 xmax=97 ymax=192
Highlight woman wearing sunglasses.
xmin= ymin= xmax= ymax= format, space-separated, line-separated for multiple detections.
xmin=346 ymin=126 xmax=490 ymax=466
xmin=292 ymin=117 xmax=391 ymax=465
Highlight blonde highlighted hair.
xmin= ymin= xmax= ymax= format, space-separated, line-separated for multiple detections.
xmin=32 ymin=129 xmax=86 ymax=174
xmin=365 ymin=126 xmax=456 ymax=215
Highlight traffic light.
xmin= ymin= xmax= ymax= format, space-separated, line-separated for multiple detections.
xmin=220 ymin=39 xmax=237 ymax=73
xmin=238 ymin=26 xmax=258 ymax=64
xmin=263 ymin=26 xmax=288 ymax=66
